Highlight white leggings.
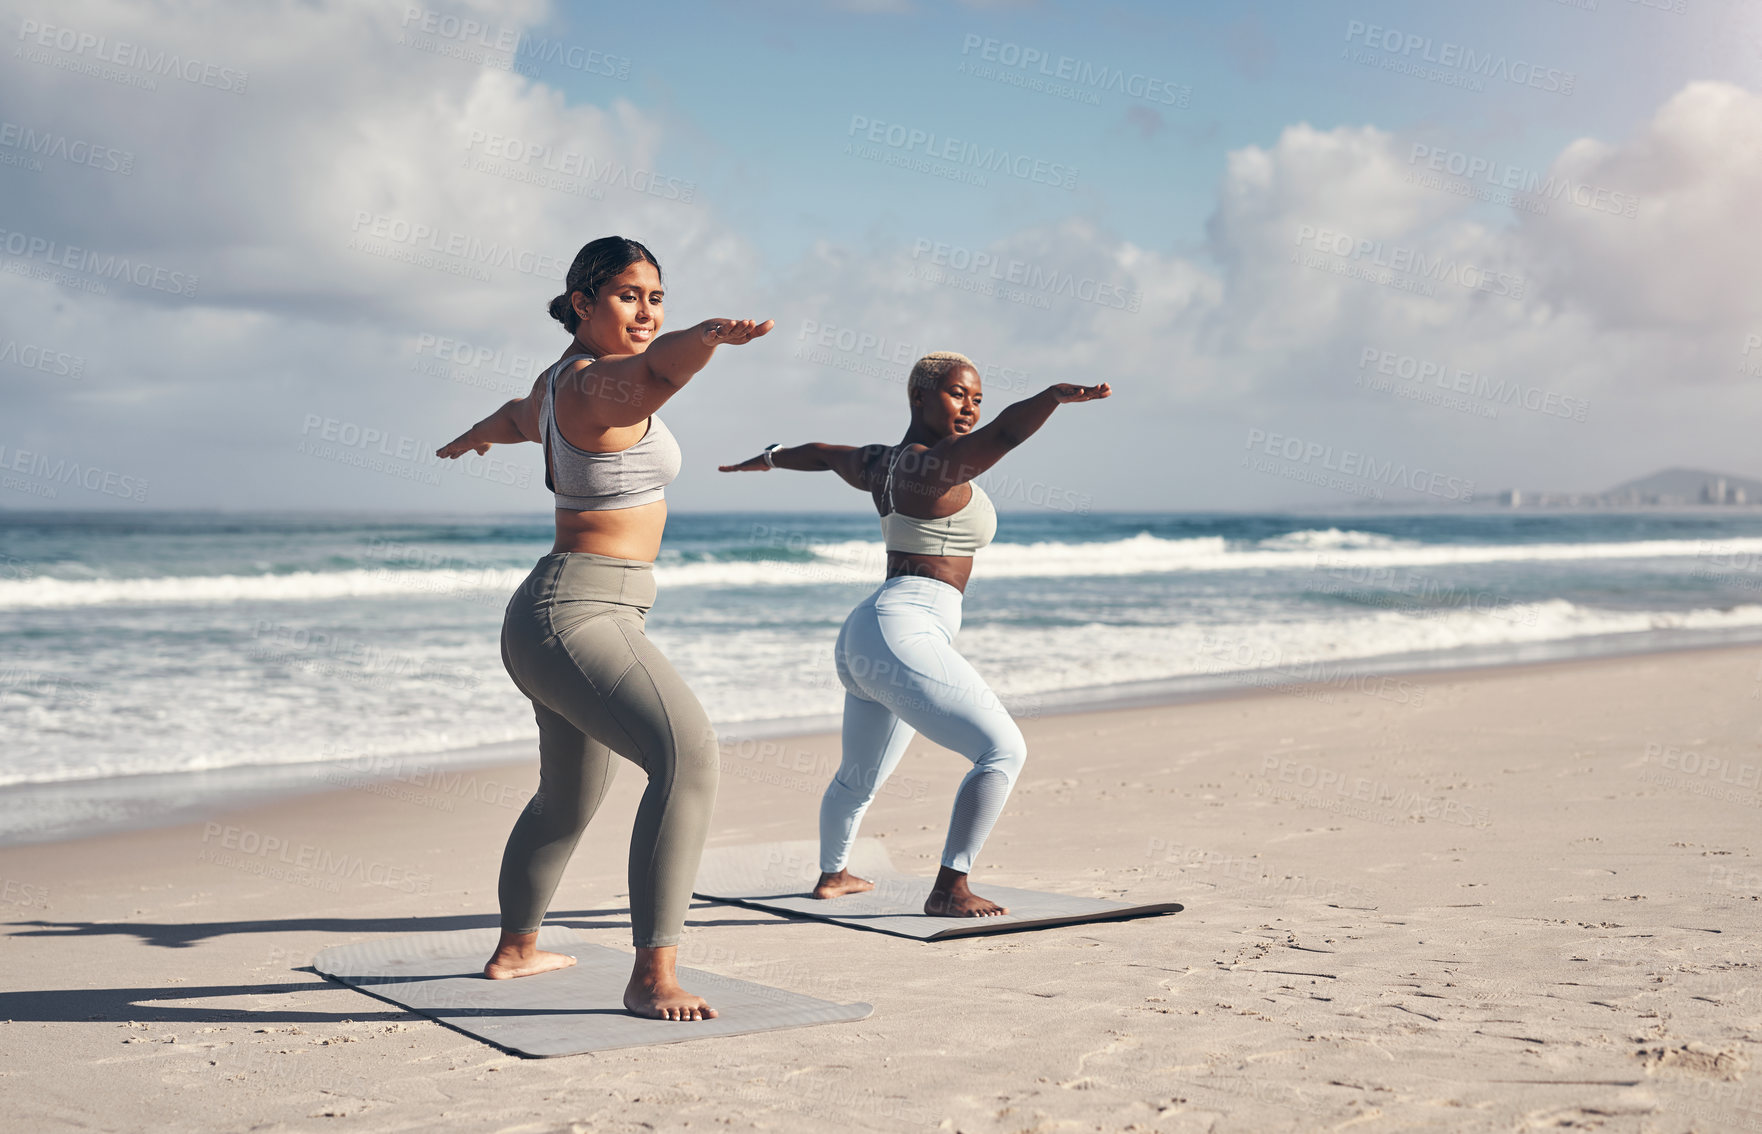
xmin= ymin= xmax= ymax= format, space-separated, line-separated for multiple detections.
xmin=820 ymin=575 xmax=1027 ymax=875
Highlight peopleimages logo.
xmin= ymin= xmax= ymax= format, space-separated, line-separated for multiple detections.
xmin=413 ymin=333 xmax=542 ymax=382
xmin=1244 ymin=427 xmax=1475 ymax=502
xmin=0 ymin=338 xmax=84 ymax=378
xmin=15 ymin=18 xmax=248 ymax=92
xmin=0 ymin=122 xmax=134 ymax=175
xmin=200 ymin=822 xmax=433 ymax=893
xmin=846 ymin=115 xmax=1078 ymax=190
xmin=793 ymin=319 xmax=1033 ymax=392
xmin=298 ymin=414 xmax=531 ymax=489
xmin=910 ymin=238 xmax=1141 ymax=311
xmin=399 ymin=7 xmax=632 ymax=78
xmin=1408 ymin=144 xmax=1638 ymax=218
xmin=1343 ymin=20 xmax=1575 ymax=95
xmin=0 ymin=443 xmax=149 ymax=502
xmin=0 ymin=227 xmax=199 ymax=296
xmin=1294 ymin=224 xmax=1526 ymax=300
xmin=1358 ymin=347 xmax=1588 ymax=422
xmin=348 ymin=212 xmax=566 ymax=281
xmin=461 ymin=130 xmax=696 ymax=203
xmin=958 ymin=34 xmax=1190 ymax=106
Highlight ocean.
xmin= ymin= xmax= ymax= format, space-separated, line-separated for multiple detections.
xmin=4 ymin=508 xmax=1762 ymax=843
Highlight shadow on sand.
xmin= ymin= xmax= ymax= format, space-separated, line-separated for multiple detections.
xmin=0 ymin=901 xmax=774 ymax=1026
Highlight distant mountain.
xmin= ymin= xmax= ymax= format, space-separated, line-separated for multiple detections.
xmin=1602 ymin=467 xmax=1762 ymax=501
xmin=1498 ymin=467 xmax=1761 ymax=507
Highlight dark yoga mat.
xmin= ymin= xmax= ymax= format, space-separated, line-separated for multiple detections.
xmin=312 ymin=926 xmax=873 ymax=1057
xmin=693 ymin=839 xmax=1182 ymax=941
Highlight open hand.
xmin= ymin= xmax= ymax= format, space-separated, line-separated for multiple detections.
xmin=436 ymin=435 xmax=490 ymax=459
xmin=718 ymin=454 xmax=772 ymax=472
xmin=699 ymin=318 xmax=775 ymax=346
xmin=1048 ymin=382 xmax=1111 ymax=403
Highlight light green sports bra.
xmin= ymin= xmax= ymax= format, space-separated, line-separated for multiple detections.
xmin=878 ymin=444 xmax=998 ymax=557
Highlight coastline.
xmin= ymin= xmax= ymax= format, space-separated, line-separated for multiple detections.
xmin=7 ymin=624 xmax=1762 ymax=849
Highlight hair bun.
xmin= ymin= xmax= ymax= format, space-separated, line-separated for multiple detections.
xmin=549 ymin=237 xmax=661 ymax=337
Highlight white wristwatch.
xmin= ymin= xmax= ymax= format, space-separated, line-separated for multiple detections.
xmin=761 ymin=443 xmax=783 ymax=468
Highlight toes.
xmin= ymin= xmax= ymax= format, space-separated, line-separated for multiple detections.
xmin=638 ymin=995 xmax=713 ymax=1021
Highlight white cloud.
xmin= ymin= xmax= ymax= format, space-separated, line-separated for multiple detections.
xmin=0 ymin=0 xmax=1753 ymax=509
xmin=1521 ymin=81 xmax=1762 ymax=331
xmin=0 ymin=0 xmax=758 ymax=508
xmin=731 ymin=82 xmax=1762 ymax=506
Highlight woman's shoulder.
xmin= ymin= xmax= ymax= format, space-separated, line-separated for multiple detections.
xmin=553 ymin=352 xmax=599 ymax=380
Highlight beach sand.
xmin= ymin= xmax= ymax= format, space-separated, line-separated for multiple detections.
xmin=1 ymin=644 xmax=1758 ymax=1133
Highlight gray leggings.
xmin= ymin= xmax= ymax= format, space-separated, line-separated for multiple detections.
xmin=497 ymin=552 xmax=719 ymax=948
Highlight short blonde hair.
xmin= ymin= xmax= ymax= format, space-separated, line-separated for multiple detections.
xmin=906 ymin=351 xmax=976 ymax=399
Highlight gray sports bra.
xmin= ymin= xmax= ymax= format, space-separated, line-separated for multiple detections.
xmin=878 ymin=444 xmax=997 ymax=557
xmin=541 ymin=353 xmax=681 ymax=511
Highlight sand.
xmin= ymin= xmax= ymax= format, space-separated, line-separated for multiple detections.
xmin=1 ymin=644 xmax=1758 ymax=1133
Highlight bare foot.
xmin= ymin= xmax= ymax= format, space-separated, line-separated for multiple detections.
xmin=623 ymin=946 xmax=717 ymax=1021
xmin=812 ymin=869 xmax=875 ymax=899
xmin=924 ymin=866 xmax=1008 ymax=918
xmin=483 ymin=929 xmax=577 ymax=980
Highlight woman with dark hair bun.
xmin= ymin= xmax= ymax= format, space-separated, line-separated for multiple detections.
xmin=438 ymin=236 xmax=772 ymax=1020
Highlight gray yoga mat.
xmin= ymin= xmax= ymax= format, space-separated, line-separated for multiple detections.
xmin=693 ymin=839 xmax=1182 ymax=941
xmin=312 ymin=926 xmax=873 ymax=1058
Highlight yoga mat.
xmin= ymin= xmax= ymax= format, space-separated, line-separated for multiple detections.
xmin=693 ymin=839 xmax=1182 ymax=941
xmin=312 ymin=926 xmax=873 ymax=1057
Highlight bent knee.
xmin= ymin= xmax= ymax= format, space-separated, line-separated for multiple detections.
xmin=979 ymin=728 xmax=1027 ymax=781
xmin=672 ymin=724 xmax=721 ymax=790
xmin=521 ymin=789 xmax=594 ymax=834
xmin=828 ymin=764 xmax=883 ymax=803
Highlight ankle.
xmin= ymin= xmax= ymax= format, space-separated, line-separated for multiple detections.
xmin=494 ymin=930 xmax=539 ymax=955
xmin=631 ymin=945 xmax=678 ymax=984
xmin=932 ymin=866 xmax=972 ymax=893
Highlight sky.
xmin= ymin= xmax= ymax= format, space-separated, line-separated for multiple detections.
xmin=0 ymin=0 xmax=1758 ymax=513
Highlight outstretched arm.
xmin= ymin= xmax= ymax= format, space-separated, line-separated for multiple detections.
xmin=916 ymin=382 xmax=1110 ymax=487
xmin=569 ymin=318 xmax=773 ymax=429
xmin=719 ymin=443 xmax=888 ymax=491
xmin=434 ymin=318 xmax=774 ymax=459
xmin=435 ymin=371 xmax=548 ymax=458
